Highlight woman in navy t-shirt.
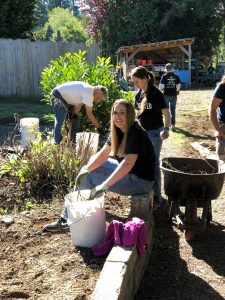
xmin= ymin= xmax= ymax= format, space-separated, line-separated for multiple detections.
xmin=131 ymin=66 xmax=171 ymax=208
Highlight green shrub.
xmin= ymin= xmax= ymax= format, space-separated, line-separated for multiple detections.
xmin=40 ymin=50 xmax=126 ymax=130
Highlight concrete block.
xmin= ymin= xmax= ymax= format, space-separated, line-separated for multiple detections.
xmin=91 ymin=195 xmax=155 ymax=300
xmin=107 ymin=245 xmax=136 ymax=264
xmin=130 ymin=190 xmax=154 ymax=219
xmin=91 ymin=260 xmax=127 ymax=300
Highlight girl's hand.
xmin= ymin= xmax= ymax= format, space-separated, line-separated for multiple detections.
xmin=160 ymin=127 xmax=169 ymax=140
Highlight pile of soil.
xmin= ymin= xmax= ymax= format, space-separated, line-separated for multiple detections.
xmin=1 ymin=89 xmax=225 ymax=299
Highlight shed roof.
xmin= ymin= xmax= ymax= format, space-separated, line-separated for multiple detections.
xmin=116 ymin=37 xmax=195 ymax=54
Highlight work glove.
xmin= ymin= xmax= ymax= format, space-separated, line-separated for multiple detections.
xmin=160 ymin=127 xmax=169 ymax=140
xmin=89 ymin=182 xmax=109 ymax=199
xmin=75 ymin=165 xmax=89 ymax=187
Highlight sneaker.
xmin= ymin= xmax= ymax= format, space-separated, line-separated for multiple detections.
xmin=43 ymin=218 xmax=69 ymax=232
xmin=171 ymin=125 xmax=175 ymax=131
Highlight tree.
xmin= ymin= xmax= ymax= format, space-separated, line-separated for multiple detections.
xmin=33 ymin=7 xmax=88 ymax=41
xmin=35 ymin=0 xmax=49 ymax=29
xmin=47 ymin=0 xmax=80 ymax=14
xmin=79 ymin=0 xmax=109 ymax=41
xmin=82 ymin=0 xmax=225 ymax=61
xmin=0 ymin=0 xmax=10 ymax=37
xmin=213 ymin=26 xmax=225 ymax=64
xmin=0 ymin=0 xmax=38 ymax=38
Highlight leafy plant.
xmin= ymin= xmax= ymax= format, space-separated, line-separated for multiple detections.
xmin=2 ymin=129 xmax=99 ymax=200
xmin=40 ymin=50 xmax=124 ymax=130
xmin=25 ymin=201 xmax=34 ymax=210
xmin=0 ymin=207 xmax=8 ymax=215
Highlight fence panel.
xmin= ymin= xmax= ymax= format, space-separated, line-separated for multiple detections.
xmin=0 ymin=39 xmax=100 ymax=97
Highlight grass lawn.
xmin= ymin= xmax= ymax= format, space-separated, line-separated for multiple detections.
xmin=0 ymin=97 xmax=53 ymax=124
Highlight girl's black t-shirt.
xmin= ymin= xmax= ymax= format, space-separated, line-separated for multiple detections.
xmin=135 ymin=85 xmax=167 ymax=130
xmin=106 ymin=123 xmax=156 ymax=181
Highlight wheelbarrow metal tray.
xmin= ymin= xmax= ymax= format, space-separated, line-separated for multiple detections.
xmin=161 ymin=157 xmax=225 ymax=200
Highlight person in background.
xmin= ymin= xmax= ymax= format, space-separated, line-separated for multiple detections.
xmin=159 ymin=63 xmax=181 ymax=131
xmin=130 ymin=66 xmax=170 ymax=208
xmin=209 ymin=75 xmax=225 ymax=161
xmin=208 ymin=64 xmax=215 ymax=85
xmin=51 ymin=81 xmax=108 ymax=144
xmin=43 ymin=99 xmax=156 ymax=232
xmin=216 ymin=66 xmax=223 ymax=82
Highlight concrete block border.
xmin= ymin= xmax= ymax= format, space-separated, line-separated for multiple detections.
xmin=91 ymin=191 xmax=155 ymax=300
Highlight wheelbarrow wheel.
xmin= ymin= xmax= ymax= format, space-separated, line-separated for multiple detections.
xmin=184 ymin=198 xmax=197 ymax=241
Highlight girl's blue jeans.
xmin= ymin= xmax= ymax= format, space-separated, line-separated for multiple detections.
xmin=61 ymin=158 xmax=154 ymax=220
xmin=146 ymin=128 xmax=163 ymax=201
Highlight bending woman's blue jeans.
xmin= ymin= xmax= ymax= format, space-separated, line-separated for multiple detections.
xmin=147 ymin=128 xmax=163 ymax=201
xmin=61 ymin=158 xmax=154 ymax=221
xmin=52 ymin=100 xmax=79 ymax=144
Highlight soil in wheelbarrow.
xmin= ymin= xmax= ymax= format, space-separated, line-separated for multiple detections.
xmin=0 ymin=89 xmax=225 ymax=300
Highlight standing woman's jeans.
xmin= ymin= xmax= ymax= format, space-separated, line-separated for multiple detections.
xmin=147 ymin=128 xmax=163 ymax=202
xmin=216 ymin=121 xmax=225 ymax=161
xmin=61 ymin=158 xmax=154 ymax=221
xmin=164 ymin=95 xmax=177 ymax=126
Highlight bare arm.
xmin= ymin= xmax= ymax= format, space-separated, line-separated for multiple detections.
xmin=209 ymin=97 xmax=223 ymax=138
xmin=159 ymin=83 xmax=165 ymax=91
xmin=105 ymin=154 xmax=138 ymax=187
xmin=176 ymin=83 xmax=181 ymax=91
xmin=87 ymin=144 xmax=110 ymax=171
xmin=162 ymin=107 xmax=171 ymax=128
xmin=85 ymin=105 xmax=101 ymax=128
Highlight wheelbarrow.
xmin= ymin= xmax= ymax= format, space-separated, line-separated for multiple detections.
xmin=161 ymin=157 xmax=225 ymax=240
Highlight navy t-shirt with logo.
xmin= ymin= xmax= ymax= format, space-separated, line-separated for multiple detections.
xmin=106 ymin=123 xmax=156 ymax=181
xmin=135 ymin=85 xmax=167 ymax=130
xmin=160 ymin=72 xmax=181 ymax=96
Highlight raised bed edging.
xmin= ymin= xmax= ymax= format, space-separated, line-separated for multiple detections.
xmin=91 ymin=191 xmax=154 ymax=300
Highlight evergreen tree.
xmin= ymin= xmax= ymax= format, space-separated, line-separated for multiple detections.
xmin=0 ymin=0 xmax=10 ymax=37
xmin=35 ymin=0 xmax=49 ymax=28
xmin=0 ymin=0 xmax=38 ymax=38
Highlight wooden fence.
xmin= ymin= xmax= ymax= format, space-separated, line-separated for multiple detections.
xmin=0 ymin=39 xmax=99 ymax=97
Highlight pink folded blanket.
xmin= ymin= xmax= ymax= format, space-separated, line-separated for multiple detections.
xmin=92 ymin=217 xmax=148 ymax=256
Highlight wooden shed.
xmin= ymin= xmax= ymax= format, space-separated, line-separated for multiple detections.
xmin=116 ymin=37 xmax=195 ymax=87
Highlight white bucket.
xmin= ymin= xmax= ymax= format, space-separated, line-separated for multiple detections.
xmin=20 ymin=118 xmax=39 ymax=147
xmin=65 ymin=191 xmax=105 ymax=248
xmin=76 ymin=132 xmax=99 ymax=157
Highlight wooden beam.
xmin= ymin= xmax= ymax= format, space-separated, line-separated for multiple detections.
xmin=178 ymin=45 xmax=189 ymax=57
xmin=127 ymin=50 xmax=139 ymax=64
xmin=118 ymin=38 xmax=195 ymax=54
xmin=188 ymin=45 xmax=192 ymax=85
xmin=178 ymin=44 xmax=192 ymax=86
